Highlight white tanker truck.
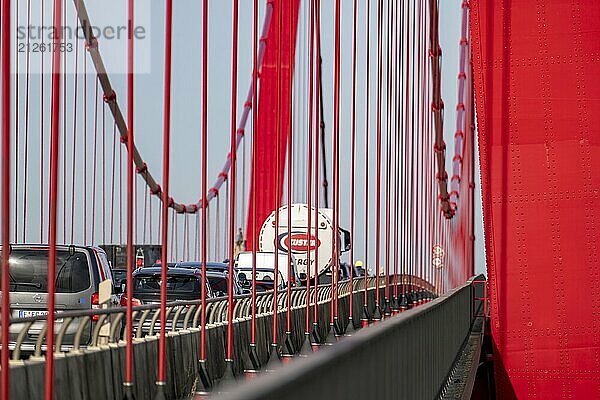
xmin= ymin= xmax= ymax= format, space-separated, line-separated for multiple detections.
xmin=257 ymin=203 xmax=351 ymax=279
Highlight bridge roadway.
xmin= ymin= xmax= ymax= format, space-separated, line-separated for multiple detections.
xmin=6 ymin=275 xmax=486 ymax=399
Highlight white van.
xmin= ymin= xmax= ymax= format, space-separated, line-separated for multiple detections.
xmin=235 ymin=251 xmax=300 ymax=287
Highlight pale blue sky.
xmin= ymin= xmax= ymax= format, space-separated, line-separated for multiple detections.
xmin=3 ymin=0 xmax=485 ymax=275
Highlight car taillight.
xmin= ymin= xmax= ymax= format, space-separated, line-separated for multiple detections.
xmin=120 ymin=295 xmax=142 ymax=307
xmin=91 ymin=292 xmax=100 ymax=321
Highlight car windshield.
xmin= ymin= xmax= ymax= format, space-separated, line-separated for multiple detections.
xmin=133 ymin=274 xmax=199 ymax=293
xmin=1 ymin=249 xmax=91 ymax=293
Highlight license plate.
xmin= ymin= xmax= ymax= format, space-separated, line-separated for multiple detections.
xmin=18 ymin=310 xmax=48 ymax=318
xmin=17 ymin=310 xmax=63 ymax=322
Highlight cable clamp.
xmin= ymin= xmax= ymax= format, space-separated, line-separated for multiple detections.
xmin=136 ymin=163 xmax=148 ymax=174
xmin=436 ymin=171 xmax=448 ymax=182
xmin=103 ymin=90 xmax=117 ymax=104
xmin=151 ymin=185 xmax=162 ymax=195
xmin=431 ymin=100 xmax=445 ymax=111
xmin=85 ymin=37 xmax=98 ymax=50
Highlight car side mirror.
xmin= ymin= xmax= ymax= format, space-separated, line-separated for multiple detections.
xmin=299 ymin=272 xmax=307 ymax=281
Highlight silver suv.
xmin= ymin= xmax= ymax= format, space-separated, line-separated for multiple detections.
xmin=3 ymin=244 xmax=118 ymax=354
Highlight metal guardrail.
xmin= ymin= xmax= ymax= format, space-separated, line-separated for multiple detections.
xmin=6 ymin=276 xmax=382 ymax=358
xmin=215 ymin=276 xmax=484 ymax=400
xmin=4 ymin=275 xmax=424 ymax=399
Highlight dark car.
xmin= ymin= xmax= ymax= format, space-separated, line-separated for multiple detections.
xmin=176 ymin=261 xmax=245 ymax=296
xmin=132 ymin=266 xmax=213 ymax=304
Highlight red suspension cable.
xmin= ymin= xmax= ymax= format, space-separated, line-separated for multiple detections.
xmin=45 ymin=0 xmax=63 ymax=397
xmin=70 ymin=6 xmax=80 ymax=244
xmin=361 ymin=0 xmax=371 ymax=326
xmin=286 ymin=0 xmax=294 ymax=341
xmin=313 ymin=0 xmax=322 ymax=332
xmin=124 ymin=0 xmax=135 ymax=390
xmin=331 ymin=0 xmax=341 ymax=330
xmin=21 ymin=0 xmax=31 ymax=243
xmin=1 ymin=0 xmax=13 ymax=396
xmin=348 ymin=0 xmax=358 ymax=328
xmin=39 ymin=1 xmax=45 ymax=243
xmin=91 ymin=78 xmax=99 ymax=244
xmin=374 ymin=0 xmax=383 ymax=320
xmin=200 ymin=0 xmax=209 ymax=363
xmin=305 ymin=0 xmax=315 ymax=338
xmin=157 ymin=0 xmax=173 ymax=389
xmin=250 ymin=0 xmax=258 ymax=348
xmin=226 ymin=0 xmax=239 ymax=366
xmin=271 ymin=0 xmax=283 ymax=352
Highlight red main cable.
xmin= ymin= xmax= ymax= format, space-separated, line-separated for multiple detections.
xmin=158 ymin=0 xmax=173 ymax=388
xmin=1 ymin=0 xmax=13 ymax=396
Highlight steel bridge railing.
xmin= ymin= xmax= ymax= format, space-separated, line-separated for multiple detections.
xmin=216 ymin=275 xmax=485 ymax=400
xmin=4 ymin=275 xmax=426 ymax=399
